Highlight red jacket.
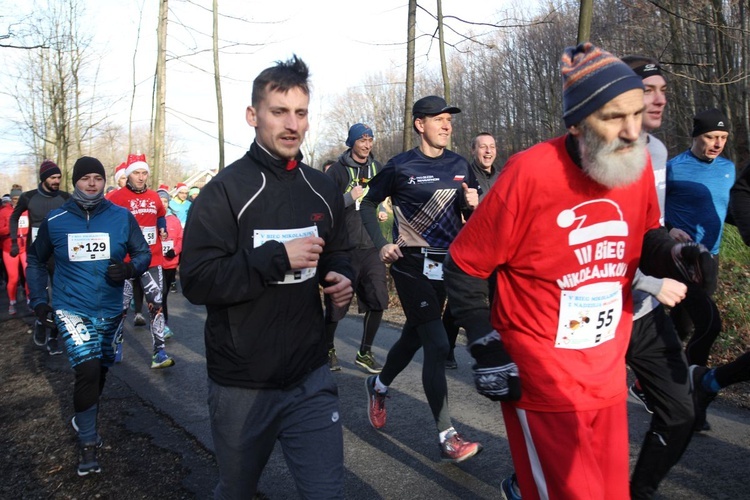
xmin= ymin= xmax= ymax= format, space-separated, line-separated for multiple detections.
xmin=162 ymin=214 xmax=183 ymax=270
xmin=0 ymin=205 xmax=28 ymax=253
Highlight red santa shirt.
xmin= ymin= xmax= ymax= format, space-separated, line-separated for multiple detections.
xmin=450 ymin=135 xmax=661 ymax=412
xmin=109 ymin=187 xmax=166 ymax=268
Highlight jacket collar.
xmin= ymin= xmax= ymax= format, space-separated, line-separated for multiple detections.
xmin=249 ymin=141 xmax=304 ymax=179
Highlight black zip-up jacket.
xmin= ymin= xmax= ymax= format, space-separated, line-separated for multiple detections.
xmin=180 ymin=142 xmax=353 ymax=389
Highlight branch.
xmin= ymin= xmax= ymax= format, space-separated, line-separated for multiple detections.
xmin=0 ymin=42 xmax=47 ymax=49
xmin=646 ymin=0 xmax=750 ymax=34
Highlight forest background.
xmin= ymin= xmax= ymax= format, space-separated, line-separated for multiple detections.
xmin=0 ymin=0 xmax=748 ymax=368
xmin=0 ymin=0 xmax=747 ymax=188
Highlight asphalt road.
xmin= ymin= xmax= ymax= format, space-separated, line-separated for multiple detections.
xmin=111 ymin=289 xmax=749 ymax=499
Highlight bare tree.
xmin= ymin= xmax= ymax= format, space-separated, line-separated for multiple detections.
xmin=403 ymin=0 xmax=417 ymax=152
xmin=5 ymin=0 xmax=109 ymax=190
xmin=212 ymin=0 xmax=225 ymax=170
xmin=152 ymin=0 xmax=168 ymax=185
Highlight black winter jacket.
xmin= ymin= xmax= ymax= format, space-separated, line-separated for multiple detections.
xmin=180 ymin=142 xmax=353 ymax=389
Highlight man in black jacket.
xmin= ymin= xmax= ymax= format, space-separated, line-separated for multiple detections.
xmin=180 ymin=55 xmax=353 ymax=500
xmin=10 ymin=160 xmax=70 ymax=354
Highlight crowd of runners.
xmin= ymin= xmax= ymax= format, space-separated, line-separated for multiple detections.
xmin=3 ymin=41 xmax=749 ymax=499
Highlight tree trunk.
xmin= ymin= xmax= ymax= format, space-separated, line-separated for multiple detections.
xmin=437 ymin=0 xmax=451 ymax=149
xmin=153 ymin=0 xmax=168 ymax=184
xmin=213 ymin=0 xmax=225 ymax=170
xmin=577 ymin=0 xmax=593 ymax=43
xmin=402 ymin=0 xmax=417 ymax=153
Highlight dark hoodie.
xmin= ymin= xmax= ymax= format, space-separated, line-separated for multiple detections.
xmin=326 ymin=150 xmax=384 ymax=249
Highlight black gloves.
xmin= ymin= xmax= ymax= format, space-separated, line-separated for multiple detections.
xmin=164 ymin=249 xmax=176 ymax=259
xmin=672 ymin=242 xmax=718 ymax=295
xmin=469 ymin=331 xmax=521 ymax=401
xmin=9 ymin=241 xmax=19 ymax=257
xmin=34 ymin=303 xmax=56 ymax=329
xmin=107 ymin=259 xmax=136 ymax=282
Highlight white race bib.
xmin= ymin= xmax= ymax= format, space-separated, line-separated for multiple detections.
xmin=421 ymin=247 xmax=447 ymax=281
xmin=162 ymin=240 xmax=174 ymax=256
xmin=68 ymin=232 xmax=111 ymax=262
xmin=18 ymin=215 xmax=29 ymax=229
xmin=141 ymin=226 xmax=157 ymax=246
xmin=555 ymin=282 xmax=622 ymax=349
xmin=254 ymin=226 xmax=319 ymax=284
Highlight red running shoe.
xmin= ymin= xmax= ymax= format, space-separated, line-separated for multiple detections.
xmin=365 ymin=375 xmax=388 ymax=429
xmin=440 ymin=431 xmax=482 ymax=463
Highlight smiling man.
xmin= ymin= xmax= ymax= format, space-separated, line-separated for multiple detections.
xmin=469 ymin=132 xmax=499 ymax=201
xmin=180 ymin=55 xmax=353 ymax=499
xmin=324 ymin=123 xmax=389 ymax=374
xmin=359 ymin=95 xmax=482 ymax=464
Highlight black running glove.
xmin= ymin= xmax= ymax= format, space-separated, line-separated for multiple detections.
xmin=164 ymin=249 xmax=176 ymax=259
xmin=34 ymin=303 xmax=56 ymax=329
xmin=469 ymin=331 xmax=521 ymax=401
xmin=9 ymin=240 xmax=19 ymax=257
xmin=672 ymin=242 xmax=718 ymax=295
xmin=107 ymin=259 xmax=136 ymax=282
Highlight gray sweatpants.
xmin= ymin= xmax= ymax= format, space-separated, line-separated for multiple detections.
xmin=209 ymin=365 xmax=344 ymax=500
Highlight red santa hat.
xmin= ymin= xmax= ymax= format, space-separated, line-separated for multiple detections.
xmin=125 ymin=153 xmax=149 ymax=178
xmin=113 ymin=162 xmax=127 ymax=183
xmin=175 ymin=182 xmax=188 ymax=192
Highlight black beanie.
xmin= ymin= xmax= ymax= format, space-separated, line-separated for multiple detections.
xmin=72 ymin=156 xmax=106 ymax=185
xmin=692 ymin=108 xmax=730 ymax=137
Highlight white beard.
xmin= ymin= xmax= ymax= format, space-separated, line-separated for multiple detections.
xmin=578 ymin=125 xmax=648 ymax=189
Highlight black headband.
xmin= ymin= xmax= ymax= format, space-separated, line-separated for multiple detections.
xmin=632 ymin=63 xmax=663 ymax=79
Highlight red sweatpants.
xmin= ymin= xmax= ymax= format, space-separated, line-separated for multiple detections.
xmin=501 ymin=400 xmax=629 ymax=500
xmin=2 ymin=250 xmax=28 ymax=303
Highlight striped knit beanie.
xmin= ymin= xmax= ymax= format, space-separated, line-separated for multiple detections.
xmin=39 ymin=160 xmax=61 ymax=182
xmin=561 ymin=42 xmax=644 ymax=127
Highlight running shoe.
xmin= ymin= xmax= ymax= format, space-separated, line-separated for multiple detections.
xmin=170 ymin=282 xmax=178 ymax=293
xmin=690 ymin=364 xmax=716 ymax=432
xmin=501 ymin=473 xmax=522 ymax=500
xmin=134 ymin=313 xmax=146 ymax=327
xmin=151 ymin=349 xmax=175 ymax=369
xmin=71 ymin=417 xmax=103 ymax=448
xmin=365 ymin=375 xmax=387 ymax=429
xmin=328 ymin=348 xmax=341 ymax=371
xmin=163 ymin=325 xmax=174 ymax=339
xmin=440 ymin=430 xmax=482 ymax=463
xmin=77 ymin=442 xmax=102 ymax=477
xmin=445 ymin=349 xmax=458 ymax=370
xmin=32 ymin=320 xmax=47 ymax=347
xmin=47 ymin=336 xmax=63 ymax=356
xmin=629 ymin=382 xmax=653 ymax=414
xmin=8 ymin=303 xmax=16 ymax=315
xmin=355 ymin=351 xmax=383 ymax=374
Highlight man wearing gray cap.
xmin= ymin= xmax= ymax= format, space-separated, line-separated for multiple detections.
xmin=444 ymin=43 xmax=716 ymax=499
xmin=360 ymin=95 xmax=482 ymax=463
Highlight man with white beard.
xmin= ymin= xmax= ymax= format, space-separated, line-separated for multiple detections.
xmin=443 ymin=43 xmax=716 ymax=500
